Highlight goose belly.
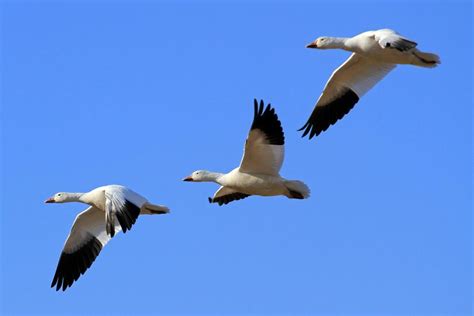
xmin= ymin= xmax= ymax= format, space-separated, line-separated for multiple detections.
xmin=224 ymin=172 xmax=286 ymax=196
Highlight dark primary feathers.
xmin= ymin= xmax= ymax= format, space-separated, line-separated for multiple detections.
xmin=251 ymin=99 xmax=285 ymax=145
xmin=208 ymin=192 xmax=251 ymax=206
xmin=115 ymin=200 xmax=140 ymax=233
xmin=106 ymin=199 xmax=140 ymax=237
xmin=299 ymin=88 xmax=360 ymax=139
xmin=384 ymin=38 xmax=417 ymax=52
xmin=51 ymin=234 xmax=102 ymax=291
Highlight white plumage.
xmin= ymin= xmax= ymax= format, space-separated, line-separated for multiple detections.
xmin=300 ymin=28 xmax=440 ymax=139
xmin=183 ymin=99 xmax=310 ymax=205
xmin=45 ymin=184 xmax=169 ymax=291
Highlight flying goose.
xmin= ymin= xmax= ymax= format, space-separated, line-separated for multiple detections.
xmin=45 ymin=184 xmax=169 ymax=291
xmin=300 ymin=28 xmax=440 ymax=139
xmin=183 ymin=99 xmax=310 ymax=205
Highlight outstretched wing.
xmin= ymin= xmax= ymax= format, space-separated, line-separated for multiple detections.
xmin=208 ymin=186 xmax=251 ymax=206
xmin=239 ymin=99 xmax=285 ymax=175
xmin=300 ymin=53 xmax=395 ymax=139
xmin=51 ymin=206 xmax=120 ymax=291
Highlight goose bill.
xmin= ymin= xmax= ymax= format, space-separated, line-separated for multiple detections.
xmin=45 ymin=197 xmax=56 ymax=203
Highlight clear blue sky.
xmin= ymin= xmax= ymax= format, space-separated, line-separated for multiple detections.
xmin=1 ymin=1 xmax=472 ymax=315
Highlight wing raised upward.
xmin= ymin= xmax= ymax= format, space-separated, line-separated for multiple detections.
xmin=239 ymin=99 xmax=285 ymax=175
xmin=300 ymin=53 xmax=396 ymax=139
xmin=51 ymin=206 xmax=120 ymax=291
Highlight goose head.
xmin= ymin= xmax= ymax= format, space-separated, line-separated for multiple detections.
xmin=306 ymin=37 xmax=338 ymax=49
xmin=45 ymin=192 xmax=76 ymax=203
xmin=183 ymin=170 xmax=216 ymax=182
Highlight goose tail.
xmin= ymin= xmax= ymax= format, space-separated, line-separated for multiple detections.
xmin=284 ymin=180 xmax=311 ymax=199
xmin=413 ymin=50 xmax=441 ymax=68
xmin=141 ymin=202 xmax=170 ymax=215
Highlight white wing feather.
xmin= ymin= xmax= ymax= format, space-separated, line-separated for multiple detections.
xmin=326 ymin=53 xmax=396 ymax=98
xmin=239 ymin=129 xmax=284 ymax=175
xmin=63 ymin=206 xmax=118 ymax=253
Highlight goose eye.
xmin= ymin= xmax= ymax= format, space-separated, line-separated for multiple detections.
xmin=58 ymin=194 xmax=62 ymax=197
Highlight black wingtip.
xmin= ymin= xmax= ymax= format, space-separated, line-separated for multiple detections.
xmin=253 ymin=98 xmax=265 ymax=118
xmin=249 ymin=99 xmax=284 ymax=145
xmin=299 ymin=88 xmax=359 ymax=140
xmin=297 ymin=122 xmax=307 ymax=132
xmin=210 ymin=193 xmax=251 ymax=206
xmin=298 ymin=122 xmax=311 ymax=138
xmin=298 ymin=121 xmax=321 ymax=140
xmin=51 ymin=236 xmax=103 ymax=292
xmin=208 ymin=197 xmax=212 ymax=203
xmin=51 ymin=275 xmax=58 ymax=290
xmin=114 ymin=200 xmax=140 ymax=234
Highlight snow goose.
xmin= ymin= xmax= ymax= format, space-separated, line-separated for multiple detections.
xmin=45 ymin=184 xmax=169 ymax=291
xmin=183 ymin=99 xmax=310 ymax=205
xmin=300 ymin=28 xmax=440 ymax=139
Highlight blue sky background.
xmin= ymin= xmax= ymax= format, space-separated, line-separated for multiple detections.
xmin=1 ymin=1 xmax=472 ymax=315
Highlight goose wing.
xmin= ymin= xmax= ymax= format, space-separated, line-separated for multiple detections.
xmin=239 ymin=99 xmax=285 ymax=175
xmin=208 ymin=186 xmax=251 ymax=206
xmin=104 ymin=186 xmax=143 ymax=237
xmin=376 ymin=30 xmax=417 ymax=52
xmin=51 ymin=206 xmax=120 ymax=291
xmin=300 ymin=53 xmax=395 ymax=139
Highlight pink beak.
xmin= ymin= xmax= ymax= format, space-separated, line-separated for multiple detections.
xmin=44 ymin=197 xmax=55 ymax=203
xmin=182 ymin=176 xmax=194 ymax=182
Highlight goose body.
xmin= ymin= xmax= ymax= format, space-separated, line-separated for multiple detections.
xmin=300 ymin=29 xmax=440 ymax=139
xmin=183 ymin=99 xmax=310 ymax=205
xmin=217 ymin=167 xmax=290 ymax=196
xmin=45 ymin=184 xmax=169 ymax=291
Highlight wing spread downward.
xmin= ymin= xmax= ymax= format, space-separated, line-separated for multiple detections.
xmin=51 ymin=206 xmax=120 ymax=291
xmin=239 ymin=99 xmax=285 ymax=175
xmin=208 ymin=186 xmax=251 ymax=206
xmin=300 ymin=53 xmax=395 ymax=139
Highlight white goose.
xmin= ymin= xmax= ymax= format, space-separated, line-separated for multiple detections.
xmin=183 ymin=99 xmax=310 ymax=205
xmin=300 ymin=28 xmax=441 ymax=139
xmin=45 ymin=184 xmax=169 ymax=291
